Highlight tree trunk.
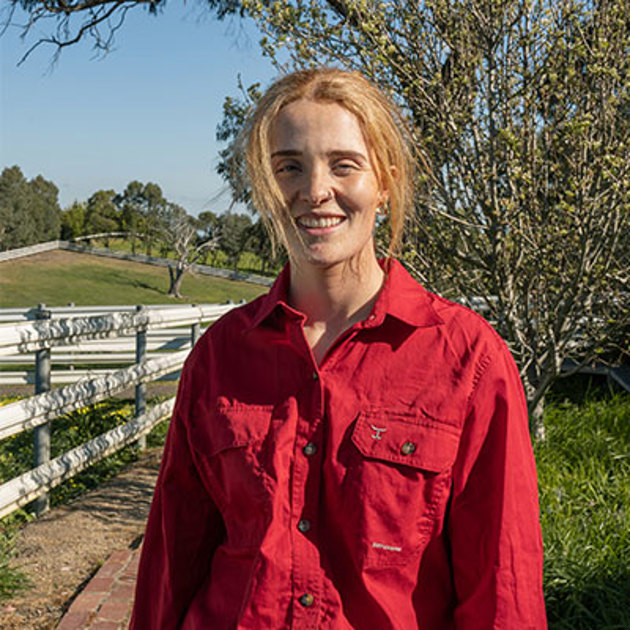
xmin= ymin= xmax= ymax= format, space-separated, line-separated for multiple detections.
xmin=523 ymin=365 xmax=550 ymax=441
xmin=168 ymin=265 xmax=186 ymax=299
xmin=527 ymin=395 xmax=546 ymax=442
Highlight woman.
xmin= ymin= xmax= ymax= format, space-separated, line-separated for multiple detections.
xmin=131 ymin=68 xmax=546 ymax=629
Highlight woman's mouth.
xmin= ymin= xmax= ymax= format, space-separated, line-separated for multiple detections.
xmin=296 ymin=215 xmax=345 ymax=229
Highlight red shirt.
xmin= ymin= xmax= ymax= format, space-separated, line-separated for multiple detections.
xmin=131 ymin=259 xmax=546 ymax=629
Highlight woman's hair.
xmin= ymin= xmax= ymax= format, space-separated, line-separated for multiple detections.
xmin=241 ymin=67 xmax=415 ymax=256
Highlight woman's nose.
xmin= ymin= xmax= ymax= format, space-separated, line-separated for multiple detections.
xmin=300 ymin=166 xmax=333 ymax=206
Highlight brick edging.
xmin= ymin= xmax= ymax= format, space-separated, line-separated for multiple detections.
xmin=56 ymin=546 xmax=140 ymax=629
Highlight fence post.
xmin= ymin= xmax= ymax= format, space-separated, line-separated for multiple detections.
xmin=33 ymin=303 xmax=51 ymax=516
xmin=135 ymin=305 xmax=147 ymax=450
xmin=191 ymin=305 xmax=201 ymax=349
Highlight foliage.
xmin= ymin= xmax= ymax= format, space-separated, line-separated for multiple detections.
xmin=84 ymin=189 xmax=120 ymax=245
xmin=217 ymin=212 xmax=253 ymax=268
xmin=114 ymin=180 xmax=169 ymax=256
xmin=60 ymin=201 xmax=87 ymax=240
xmin=0 ymin=166 xmax=61 ymax=251
xmin=0 ymin=511 xmax=30 ymax=601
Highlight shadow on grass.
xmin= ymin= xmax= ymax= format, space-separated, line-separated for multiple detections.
xmin=546 ymin=566 xmax=630 ymax=629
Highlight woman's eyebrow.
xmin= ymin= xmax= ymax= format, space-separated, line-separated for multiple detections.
xmin=327 ymin=150 xmax=368 ymax=161
xmin=270 ymin=149 xmax=368 ymax=160
xmin=271 ymin=149 xmax=301 ymax=158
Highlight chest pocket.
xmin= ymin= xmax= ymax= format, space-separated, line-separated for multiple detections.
xmin=190 ymin=402 xmax=275 ymax=550
xmin=347 ymin=410 xmax=460 ymax=568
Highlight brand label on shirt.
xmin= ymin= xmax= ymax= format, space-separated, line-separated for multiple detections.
xmin=371 ymin=542 xmax=402 ymax=552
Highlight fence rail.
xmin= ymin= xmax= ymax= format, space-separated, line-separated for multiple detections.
xmin=0 ymin=303 xmax=235 ymax=519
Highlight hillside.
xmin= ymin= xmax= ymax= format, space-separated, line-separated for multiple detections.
xmin=0 ymin=250 xmax=267 ymax=308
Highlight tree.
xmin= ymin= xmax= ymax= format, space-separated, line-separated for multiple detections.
xmin=3 ymin=1 xmax=242 ymax=63
xmin=0 ymin=165 xmax=61 ymax=250
xmin=221 ymin=0 xmax=630 ymax=435
xmin=217 ymin=212 xmax=252 ymax=269
xmin=243 ymin=218 xmax=286 ymax=274
xmin=60 ymin=201 xmax=87 ymax=239
xmin=84 ymin=189 xmax=120 ymax=245
xmin=157 ymin=203 xmax=218 ymax=298
xmin=197 ymin=210 xmax=221 ymax=264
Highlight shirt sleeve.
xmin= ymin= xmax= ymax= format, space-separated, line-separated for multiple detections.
xmin=448 ymin=343 xmax=547 ymax=629
xmin=130 ymin=363 xmax=225 ymax=630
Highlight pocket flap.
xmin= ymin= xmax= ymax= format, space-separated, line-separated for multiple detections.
xmin=191 ymin=401 xmax=274 ymax=457
xmin=351 ymin=411 xmax=460 ymax=472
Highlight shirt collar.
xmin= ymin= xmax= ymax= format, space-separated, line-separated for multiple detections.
xmin=246 ymin=258 xmax=443 ymax=332
xmin=363 ymin=258 xmax=444 ymax=329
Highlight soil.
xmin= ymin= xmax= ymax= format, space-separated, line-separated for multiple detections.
xmin=0 ymin=447 xmax=163 ymax=630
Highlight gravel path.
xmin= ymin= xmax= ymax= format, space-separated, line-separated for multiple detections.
xmin=0 ymin=447 xmax=162 ymax=630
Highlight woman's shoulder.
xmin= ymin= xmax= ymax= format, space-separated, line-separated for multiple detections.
xmin=423 ymin=289 xmax=513 ymax=363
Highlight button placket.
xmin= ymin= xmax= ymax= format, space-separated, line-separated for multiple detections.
xmin=290 ymin=377 xmax=323 ymax=627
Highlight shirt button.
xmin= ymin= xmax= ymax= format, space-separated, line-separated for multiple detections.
xmin=297 ymin=519 xmax=311 ymax=533
xmin=401 ymin=441 xmax=417 ymax=455
xmin=302 ymin=442 xmax=317 ymax=456
xmin=298 ymin=593 xmax=314 ymax=607
xmin=311 ymin=370 xmax=319 ymax=380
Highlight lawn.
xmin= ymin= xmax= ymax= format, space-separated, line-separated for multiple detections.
xmin=0 ymin=250 xmax=267 ymax=308
xmin=537 ymin=377 xmax=630 ymax=629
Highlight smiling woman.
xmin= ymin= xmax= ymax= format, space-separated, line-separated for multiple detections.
xmin=270 ymin=99 xmax=384 ymax=271
xmin=130 ymin=68 xmax=547 ymax=630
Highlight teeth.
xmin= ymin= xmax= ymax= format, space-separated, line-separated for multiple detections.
xmin=298 ymin=216 xmax=344 ymax=228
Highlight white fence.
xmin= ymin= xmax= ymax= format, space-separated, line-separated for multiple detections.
xmin=0 ymin=303 xmax=236 ymax=519
xmin=0 ymin=239 xmax=274 ymax=287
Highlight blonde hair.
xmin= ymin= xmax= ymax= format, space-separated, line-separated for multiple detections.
xmin=241 ymin=67 xmax=415 ymax=256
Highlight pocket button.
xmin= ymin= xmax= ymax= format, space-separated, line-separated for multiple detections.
xmin=400 ymin=441 xmax=417 ymax=456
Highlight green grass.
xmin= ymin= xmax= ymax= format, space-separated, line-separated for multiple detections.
xmin=0 ymin=249 xmax=267 ymax=308
xmin=538 ymin=378 xmax=630 ymax=629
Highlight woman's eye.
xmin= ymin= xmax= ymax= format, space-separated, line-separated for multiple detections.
xmin=274 ymin=163 xmax=300 ymax=175
xmin=333 ymin=162 xmax=357 ymax=174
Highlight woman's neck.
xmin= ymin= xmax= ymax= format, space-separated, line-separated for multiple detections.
xmin=289 ymin=253 xmax=385 ymax=363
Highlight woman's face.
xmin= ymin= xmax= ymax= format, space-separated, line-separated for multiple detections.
xmin=269 ymin=99 xmax=385 ymax=271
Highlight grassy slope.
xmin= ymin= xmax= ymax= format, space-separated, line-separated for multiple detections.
xmin=0 ymin=250 xmax=267 ymax=308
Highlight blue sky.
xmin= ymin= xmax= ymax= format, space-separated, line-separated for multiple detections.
xmin=0 ymin=2 xmax=279 ymax=215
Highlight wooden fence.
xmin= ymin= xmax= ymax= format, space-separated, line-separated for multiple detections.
xmin=0 ymin=303 xmax=236 ymax=519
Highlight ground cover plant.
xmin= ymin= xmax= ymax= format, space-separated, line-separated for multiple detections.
xmin=0 ymin=249 xmax=267 ymax=308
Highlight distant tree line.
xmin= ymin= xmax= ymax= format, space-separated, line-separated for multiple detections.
xmin=0 ymin=165 xmax=61 ymax=249
xmin=0 ymin=166 xmax=283 ymax=296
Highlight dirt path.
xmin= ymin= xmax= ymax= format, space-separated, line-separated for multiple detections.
xmin=0 ymin=447 xmax=162 ymax=630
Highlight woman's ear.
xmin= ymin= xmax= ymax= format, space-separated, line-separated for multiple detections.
xmin=378 ymin=165 xmax=397 ymax=205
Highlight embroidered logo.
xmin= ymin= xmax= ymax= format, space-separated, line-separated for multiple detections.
xmin=370 ymin=424 xmax=387 ymax=440
xmin=371 ymin=542 xmax=402 ymax=552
